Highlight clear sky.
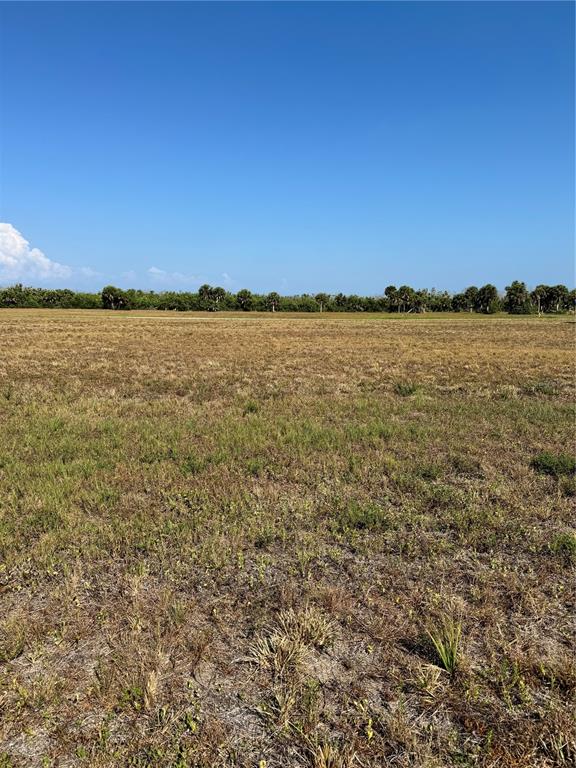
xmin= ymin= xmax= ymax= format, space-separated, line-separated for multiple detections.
xmin=0 ymin=1 xmax=574 ymax=293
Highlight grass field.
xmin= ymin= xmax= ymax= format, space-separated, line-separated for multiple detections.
xmin=0 ymin=310 xmax=574 ymax=768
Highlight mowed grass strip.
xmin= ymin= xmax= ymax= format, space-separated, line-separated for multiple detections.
xmin=0 ymin=311 xmax=574 ymax=767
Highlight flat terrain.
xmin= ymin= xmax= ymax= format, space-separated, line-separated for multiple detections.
xmin=0 ymin=311 xmax=574 ymax=768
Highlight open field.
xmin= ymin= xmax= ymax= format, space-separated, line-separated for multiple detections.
xmin=0 ymin=310 xmax=574 ymax=767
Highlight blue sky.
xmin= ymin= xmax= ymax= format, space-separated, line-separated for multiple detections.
xmin=0 ymin=1 xmax=573 ymax=293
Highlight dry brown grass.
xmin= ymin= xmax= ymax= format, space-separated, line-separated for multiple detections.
xmin=0 ymin=310 xmax=574 ymax=767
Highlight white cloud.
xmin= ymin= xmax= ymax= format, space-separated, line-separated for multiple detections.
xmin=79 ymin=266 xmax=101 ymax=278
xmin=0 ymin=223 xmax=72 ymax=281
xmin=147 ymin=266 xmax=200 ymax=286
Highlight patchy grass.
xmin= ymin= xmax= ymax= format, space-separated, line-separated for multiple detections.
xmin=393 ymin=380 xmax=418 ymax=397
xmin=0 ymin=310 xmax=574 ymax=767
xmin=531 ymin=451 xmax=576 ymax=478
xmin=550 ymin=532 xmax=576 ymax=563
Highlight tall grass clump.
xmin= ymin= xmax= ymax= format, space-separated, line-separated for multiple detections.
xmin=394 ymin=381 xmax=418 ymax=397
xmin=427 ymin=615 xmax=462 ymax=676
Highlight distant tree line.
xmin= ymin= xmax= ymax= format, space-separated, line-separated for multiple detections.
xmin=0 ymin=281 xmax=574 ymax=314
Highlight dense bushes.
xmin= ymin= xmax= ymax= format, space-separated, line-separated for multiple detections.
xmin=0 ymin=284 xmax=101 ymax=309
xmin=0 ymin=281 xmax=574 ymax=313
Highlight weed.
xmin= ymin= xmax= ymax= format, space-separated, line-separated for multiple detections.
xmin=250 ymin=631 xmax=310 ymax=677
xmin=246 ymin=457 xmax=266 ymax=476
xmin=276 ymin=605 xmax=336 ymax=650
xmin=0 ymin=617 xmax=26 ymax=662
xmin=550 ymin=532 xmax=576 ymax=563
xmin=415 ymin=462 xmax=442 ymax=481
xmin=523 ymin=380 xmax=559 ymax=396
xmin=531 ymin=451 xmax=575 ymax=478
xmin=413 ymin=663 xmax=443 ymax=695
xmin=118 ymin=684 xmax=146 ymax=711
xmin=309 ymin=740 xmax=357 ymax=768
xmin=559 ymin=475 xmax=576 ymax=497
xmin=258 ymin=685 xmax=299 ymax=730
xmin=540 ymin=731 xmax=576 ymax=765
xmin=450 ymin=454 xmax=483 ymax=478
xmin=181 ymin=453 xmax=206 ymax=475
xmin=394 ymin=381 xmax=418 ymax=397
xmin=426 ymin=616 xmax=462 ymax=676
xmin=334 ymin=500 xmax=389 ymax=532
xmin=498 ymin=659 xmax=532 ymax=708
xmin=250 ymin=605 xmax=336 ymax=679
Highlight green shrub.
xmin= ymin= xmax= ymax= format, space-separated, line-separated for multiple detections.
xmin=531 ymin=452 xmax=575 ymax=478
xmin=550 ymin=532 xmax=576 ymax=563
xmin=394 ymin=381 xmax=418 ymax=397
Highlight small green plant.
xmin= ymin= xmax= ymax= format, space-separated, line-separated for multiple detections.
xmin=523 ymin=380 xmax=559 ymax=396
xmin=246 ymin=457 xmax=266 ymax=477
xmin=243 ymin=399 xmax=259 ymax=414
xmin=550 ymin=532 xmax=576 ymax=563
xmin=118 ymin=685 xmax=145 ymax=711
xmin=415 ymin=462 xmax=442 ymax=481
xmin=257 ymin=685 xmax=299 ymax=730
xmin=335 ymin=500 xmax=389 ymax=532
xmin=0 ymin=619 xmax=25 ymax=662
xmin=451 ymin=454 xmax=483 ymax=478
xmin=498 ymin=659 xmax=532 ymax=708
xmin=394 ymin=380 xmax=418 ymax=397
xmin=427 ymin=616 xmax=462 ymax=676
xmin=531 ymin=452 xmax=575 ymax=478
xmin=560 ymin=475 xmax=576 ymax=497
xmin=181 ymin=453 xmax=206 ymax=475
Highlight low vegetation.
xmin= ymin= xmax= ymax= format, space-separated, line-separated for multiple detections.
xmin=531 ymin=451 xmax=576 ymax=478
xmin=0 ymin=310 xmax=574 ymax=766
xmin=426 ymin=615 xmax=462 ymax=677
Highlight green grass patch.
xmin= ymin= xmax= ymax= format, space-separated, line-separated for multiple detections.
xmin=550 ymin=532 xmax=576 ymax=562
xmin=531 ymin=451 xmax=575 ymax=478
xmin=394 ymin=381 xmax=418 ymax=397
xmin=333 ymin=500 xmax=390 ymax=533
